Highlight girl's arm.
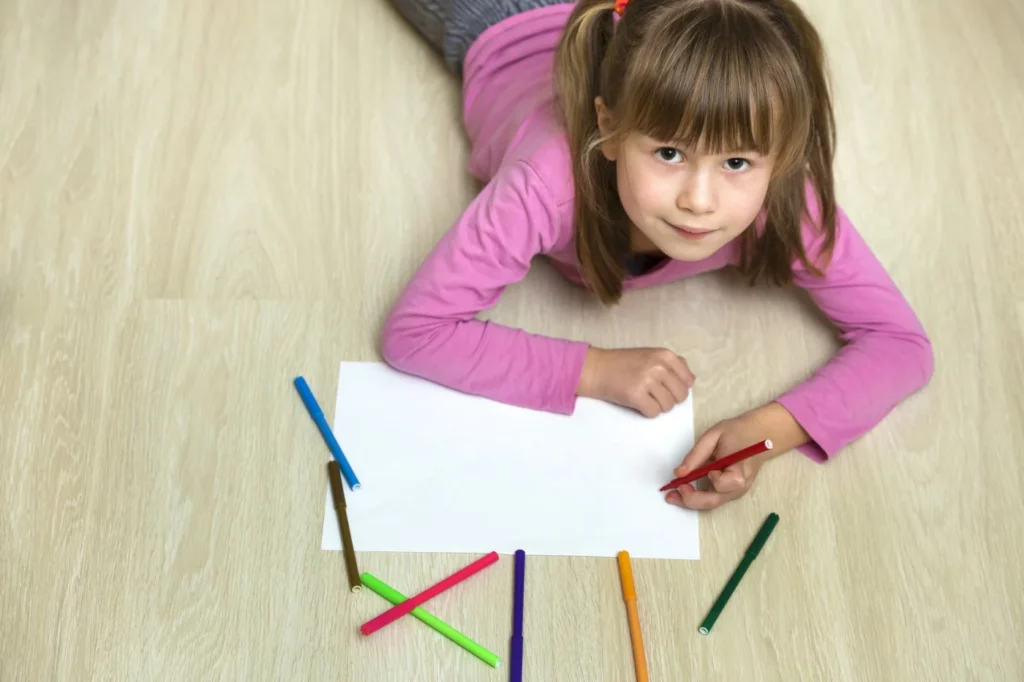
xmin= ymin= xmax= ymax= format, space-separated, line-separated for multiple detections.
xmin=775 ymin=197 xmax=935 ymax=461
xmin=380 ymin=160 xmax=590 ymax=414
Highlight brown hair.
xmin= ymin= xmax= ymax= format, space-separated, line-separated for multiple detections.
xmin=554 ymin=0 xmax=837 ymax=304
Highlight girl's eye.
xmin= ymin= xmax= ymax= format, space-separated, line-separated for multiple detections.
xmin=656 ymin=147 xmax=683 ymax=164
xmin=725 ymin=158 xmax=750 ymax=171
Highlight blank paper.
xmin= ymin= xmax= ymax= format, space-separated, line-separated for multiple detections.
xmin=321 ymin=362 xmax=699 ymax=560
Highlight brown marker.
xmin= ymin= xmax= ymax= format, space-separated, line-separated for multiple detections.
xmin=327 ymin=460 xmax=361 ymax=592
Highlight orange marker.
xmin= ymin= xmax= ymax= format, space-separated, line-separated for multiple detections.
xmin=617 ymin=551 xmax=649 ymax=682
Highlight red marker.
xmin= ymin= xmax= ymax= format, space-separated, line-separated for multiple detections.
xmin=360 ymin=551 xmax=499 ymax=635
xmin=659 ymin=439 xmax=773 ymax=492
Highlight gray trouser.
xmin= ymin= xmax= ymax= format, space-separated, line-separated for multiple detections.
xmin=390 ymin=0 xmax=566 ymax=75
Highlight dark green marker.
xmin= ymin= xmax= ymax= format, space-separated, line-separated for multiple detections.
xmin=699 ymin=512 xmax=779 ymax=635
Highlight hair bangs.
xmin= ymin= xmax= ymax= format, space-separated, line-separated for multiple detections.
xmin=620 ymin=6 xmax=810 ymax=171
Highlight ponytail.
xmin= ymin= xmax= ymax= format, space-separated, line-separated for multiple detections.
xmin=554 ymin=1 xmax=628 ymax=304
xmin=782 ymin=0 xmax=838 ymax=265
xmin=742 ymin=0 xmax=838 ymax=283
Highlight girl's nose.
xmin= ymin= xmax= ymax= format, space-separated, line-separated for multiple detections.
xmin=678 ymin=171 xmax=716 ymax=215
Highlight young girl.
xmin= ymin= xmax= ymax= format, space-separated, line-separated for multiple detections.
xmin=381 ymin=0 xmax=934 ymax=510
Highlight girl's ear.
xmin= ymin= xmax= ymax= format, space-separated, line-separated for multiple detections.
xmin=594 ymin=96 xmax=619 ymax=161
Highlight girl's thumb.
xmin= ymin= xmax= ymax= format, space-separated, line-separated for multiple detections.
xmin=675 ymin=429 xmax=720 ymax=475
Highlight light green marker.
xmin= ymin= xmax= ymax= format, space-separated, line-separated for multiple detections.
xmin=360 ymin=572 xmax=501 ymax=668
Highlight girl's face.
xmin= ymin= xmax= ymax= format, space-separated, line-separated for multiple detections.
xmin=596 ymin=101 xmax=775 ymax=260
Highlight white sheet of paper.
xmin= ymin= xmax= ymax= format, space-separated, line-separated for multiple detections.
xmin=321 ymin=362 xmax=699 ymax=560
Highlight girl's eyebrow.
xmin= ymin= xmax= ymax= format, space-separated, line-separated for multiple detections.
xmin=649 ymin=138 xmax=764 ymax=158
xmin=640 ymin=135 xmax=762 ymax=155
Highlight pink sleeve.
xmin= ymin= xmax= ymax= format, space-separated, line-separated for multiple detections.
xmin=380 ymin=160 xmax=590 ymax=414
xmin=775 ymin=194 xmax=935 ymax=461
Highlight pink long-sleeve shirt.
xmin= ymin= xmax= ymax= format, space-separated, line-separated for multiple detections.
xmin=381 ymin=4 xmax=933 ymax=462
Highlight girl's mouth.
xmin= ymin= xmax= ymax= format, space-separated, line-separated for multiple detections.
xmin=668 ymin=222 xmax=715 ymax=240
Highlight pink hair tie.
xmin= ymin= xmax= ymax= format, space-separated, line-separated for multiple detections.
xmin=614 ymin=0 xmax=629 ymax=16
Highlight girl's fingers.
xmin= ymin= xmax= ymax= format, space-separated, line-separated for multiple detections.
xmin=662 ymin=372 xmax=689 ymax=404
xmin=636 ymin=396 xmax=660 ymax=418
xmin=648 ymin=383 xmax=675 ymax=413
xmin=674 ymin=428 xmax=722 ymax=475
xmin=708 ymin=469 xmax=745 ymax=494
xmin=670 ymin=483 xmax=734 ymax=511
xmin=666 ymin=353 xmax=695 ymax=387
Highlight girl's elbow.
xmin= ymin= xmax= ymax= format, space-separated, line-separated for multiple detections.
xmin=379 ymin=311 xmax=441 ymax=376
xmin=380 ymin=315 xmax=414 ymax=371
xmin=911 ymin=332 xmax=935 ymax=391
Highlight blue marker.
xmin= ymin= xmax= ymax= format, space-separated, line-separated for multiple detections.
xmin=293 ymin=376 xmax=360 ymax=490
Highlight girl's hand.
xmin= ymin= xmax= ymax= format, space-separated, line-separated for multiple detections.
xmin=665 ymin=403 xmax=807 ymax=510
xmin=578 ymin=347 xmax=695 ymax=417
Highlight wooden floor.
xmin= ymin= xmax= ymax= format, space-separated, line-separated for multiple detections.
xmin=2 ymin=0 xmax=1022 ymax=680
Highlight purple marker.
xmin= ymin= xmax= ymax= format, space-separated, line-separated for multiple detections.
xmin=510 ymin=549 xmax=525 ymax=682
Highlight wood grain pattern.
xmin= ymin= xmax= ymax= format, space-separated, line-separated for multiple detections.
xmin=1 ymin=0 xmax=1022 ymax=680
